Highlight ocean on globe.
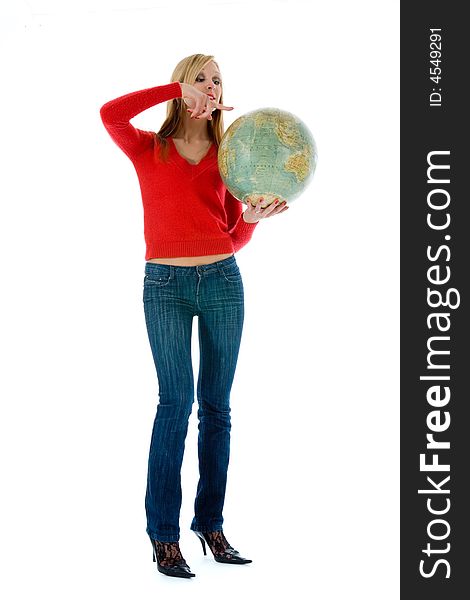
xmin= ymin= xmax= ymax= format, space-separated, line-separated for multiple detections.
xmin=218 ymin=107 xmax=317 ymax=207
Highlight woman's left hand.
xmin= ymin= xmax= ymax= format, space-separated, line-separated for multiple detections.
xmin=243 ymin=197 xmax=289 ymax=223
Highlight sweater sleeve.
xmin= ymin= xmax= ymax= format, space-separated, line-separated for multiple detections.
xmin=224 ymin=189 xmax=259 ymax=253
xmin=99 ymin=81 xmax=182 ymax=160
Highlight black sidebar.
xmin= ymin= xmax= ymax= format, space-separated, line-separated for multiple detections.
xmin=401 ymin=3 xmax=469 ymax=599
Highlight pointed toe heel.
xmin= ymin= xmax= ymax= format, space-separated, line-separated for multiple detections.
xmin=193 ymin=530 xmax=252 ymax=565
xmin=150 ymin=538 xmax=196 ymax=578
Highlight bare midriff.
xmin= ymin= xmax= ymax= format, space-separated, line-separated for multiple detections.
xmin=147 ymin=253 xmax=233 ymax=266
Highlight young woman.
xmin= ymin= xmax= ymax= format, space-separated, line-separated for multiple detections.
xmin=100 ymin=53 xmax=288 ymax=578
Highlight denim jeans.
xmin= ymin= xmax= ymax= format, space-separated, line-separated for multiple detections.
xmin=142 ymin=255 xmax=244 ymax=543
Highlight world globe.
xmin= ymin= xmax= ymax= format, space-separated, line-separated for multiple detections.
xmin=218 ymin=107 xmax=317 ymax=207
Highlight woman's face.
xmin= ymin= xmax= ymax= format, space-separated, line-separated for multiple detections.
xmin=193 ymin=61 xmax=222 ymax=104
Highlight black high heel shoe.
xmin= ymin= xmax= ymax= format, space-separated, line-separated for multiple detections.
xmin=150 ymin=538 xmax=196 ymax=578
xmin=193 ymin=530 xmax=252 ymax=564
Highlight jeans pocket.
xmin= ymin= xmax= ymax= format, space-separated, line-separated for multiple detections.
xmin=144 ymin=272 xmax=172 ymax=287
xmin=221 ymin=264 xmax=242 ymax=283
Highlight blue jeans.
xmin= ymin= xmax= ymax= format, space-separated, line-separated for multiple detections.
xmin=142 ymin=255 xmax=244 ymax=542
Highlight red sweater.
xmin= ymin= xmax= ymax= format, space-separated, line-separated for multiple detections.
xmin=99 ymin=81 xmax=258 ymax=260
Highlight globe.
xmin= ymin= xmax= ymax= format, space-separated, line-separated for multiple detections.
xmin=218 ymin=107 xmax=317 ymax=207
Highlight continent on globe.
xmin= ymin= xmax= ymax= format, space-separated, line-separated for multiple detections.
xmin=218 ymin=107 xmax=317 ymax=207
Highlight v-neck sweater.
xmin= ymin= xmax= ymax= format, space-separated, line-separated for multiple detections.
xmin=99 ymin=81 xmax=258 ymax=260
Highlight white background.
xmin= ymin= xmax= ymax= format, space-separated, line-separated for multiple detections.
xmin=1 ymin=1 xmax=399 ymax=598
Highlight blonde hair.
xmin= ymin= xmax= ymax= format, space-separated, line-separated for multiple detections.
xmin=154 ymin=53 xmax=226 ymax=161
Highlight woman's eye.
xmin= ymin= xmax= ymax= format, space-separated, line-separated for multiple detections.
xmin=196 ymin=77 xmax=221 ymax=85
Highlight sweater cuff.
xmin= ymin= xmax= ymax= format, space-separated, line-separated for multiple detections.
xmin=173 ymin=81 xmax=183 ymax=97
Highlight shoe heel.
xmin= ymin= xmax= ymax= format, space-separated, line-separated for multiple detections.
xmin=198 ymin=535 xmax=207 ymax=556
xmin=151 ymin=539 xmax=157 ymax=562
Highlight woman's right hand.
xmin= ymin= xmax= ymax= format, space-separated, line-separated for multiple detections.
xmin=180 ymin=82 xmax=234 ymax=121
xmin=243 ymin=197 xmax=289 ymax=223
